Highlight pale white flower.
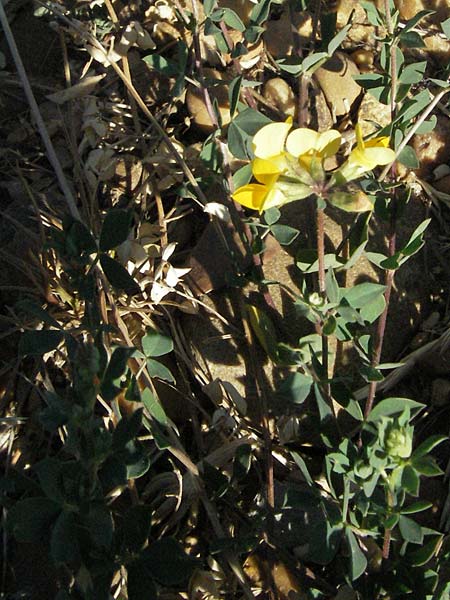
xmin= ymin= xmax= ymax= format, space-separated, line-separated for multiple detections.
xmin=150 ymin=243 xmax=190 ymax=304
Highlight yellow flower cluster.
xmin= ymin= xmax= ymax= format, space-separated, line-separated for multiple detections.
xmin=232 ymin=120 xmax=396 ymax=214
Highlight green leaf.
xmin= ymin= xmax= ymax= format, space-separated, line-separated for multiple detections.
xmin=35 ymin=458 xmax=65 ymax=504
xmin=341 ymin=283 xmax=386 ymax=309
xmin=327 ymin=24 xmax=351 ymax=56
xmin=399 ymin=31 xmax=426 ymax=48
xmin=413 ymin=434 xmax=447 ymax=459
xmin=275 ymin=372 xmax=313 ymax=404
xmin=124 ymin=441 xmax=151 ymax=479
xmin=244 ymin=24 xmax=266 ymax=44
xmin=232 ymin=162 xmax=253 ymax=189
xmin=100 ymin=254 xmax=140 ymax=295
xmin=51 ymin=510 xmax=80 ymax=563
xmin=142 ymin=53 xmax=178 ymax=75
xmin=402 ymin=500 xmax=433 ymax=515
xmin=264 ymin=207 xmax=281 ymax=226
xmin=141 ymin=387 xmax=168 ymax=427
xmin=296 ymin=249 xmax=342 ymax=273
xmin=345 ymin=529 xmax=367 ymax=581
xmin=414 ymin=115 xmax=437 ymax=134
xmin=325 ymin=268 xmax=339 ymax=304
xmin=249 ymin=0 xmax=272 ymax=25
xmin=398 ymin=515 xmax=424 ymax=544
xmin=142 ymin=328 xmax=173 ymax=357
xmin=113 ymin=409 xmax=143 ymax=449
xmin=385 ymin=513 xmax=399 ymax=529
xmin=99 ymin=209 xmax=133 ymax=251
xmin=291 ymin=451 xmax=314 ymax=486
xmin=84 ymin=505 xmax=114 ymax=549
xmin=402 ymin=464 xmax=420 ymax=496
xmin=101 ymin=346 xmax=135 ymax=401
xmin=19 ymin=329 xmax=64 ymax=356
xmin=402 ymin=9 xmax=434 ymax=33
xmin=399 ymin=61 xmax=427 ymax=85
xmin=99 ymin=456 xmax=128 ymax=492
xmin=276 ymin=57 xmax=304 ymax=76
xmin=441 ymin=16 xmax=450 ymax=39
xmin=203 ymin=0 xmax=215 ymax=15
xmin=408 ymin=534 xmax=443 ymax=566
xmin=270 ymin=223 xmax=299 ymax=246
xmin=64 ymin=219 xmax=97 ymax=255
xmin=227 ymin=108 xmax=271 ymax=159
xmin=411 ymin=456 xmax=443 ymax=477
xmin=141 ymin=538 xmax=198 ymax=585
xmin=401 ymin=218 xmax=431 ymax=257
xmin=360 ymin=1 xmax=383 ymax=26
xmin=397 ymin=90 xmax=431 ymax=123
xmin=323 ymin=314 xmax=337 ymax=335
xmin=360 ymin=364 xmax=384 ymax=382
xmin=228 ymin=75 xmax=242 ymax=118
xmin=211 ymin=7 xmax=245 ymax=31
xmin=398 ymin=145 xmax=419 ymax=168
xmin=125 ymin=375 xmax=141 ymax=402
xmin=360 ymin=293 xmax=386 ymax=323
xmin=366 ymin=398 xmax=425 ymax=422
xmin=353 ymin=73 xmax=389 ymax=104
xmin=301 ymin=52 xmax=329 ymax=74
xmin=8 ymin=497 xmax=60 ymax=542
xmin=172 ymin=41 xmax=188 ymax=98
xmin=146 ymin=358 xmax=175 ymax=383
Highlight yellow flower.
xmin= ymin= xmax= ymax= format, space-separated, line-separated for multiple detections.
xmin=232 ymin=121 xmax=342 ymax=212
xmin=252 ymin=121 xmax=292 ymax=159
xmin=335 ymin=124 xmax=396 ymax=183
xmin=285 ymin=128 xmax=341 ymax=170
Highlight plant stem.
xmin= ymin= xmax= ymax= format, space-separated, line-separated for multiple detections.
xmin=316 ymin=206 xmax=326 ymax=299
xmin=316 ymin=203 xmax=332 ymax=412
xmin=363 ymin=260 xmax=395 ymax=420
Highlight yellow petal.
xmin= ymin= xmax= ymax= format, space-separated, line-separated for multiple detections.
xmin=316 ymin=129 xmax=342 ymax=157
xmin=252 ymin=122 xmax=292 ymax=159
xmin=362 ymin=146 xmax=396 ymax=166
xmin=355 ymin=123 xmax=364 ymax=149
xmin=366 ymin=136 xmax=390 ymax=149
xmin=252 ymin=155 xmax=286 ymax=184
xmin=232 ymin=183 xmax=268 ymax=211
xmin=285 ymin=128 xmax=319 ymax=157
xmin=348 ymin=146 xmax=374 ymax=169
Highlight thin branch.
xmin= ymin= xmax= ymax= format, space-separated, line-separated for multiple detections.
xmin=379 ymin=87 xmax=450 ymax=182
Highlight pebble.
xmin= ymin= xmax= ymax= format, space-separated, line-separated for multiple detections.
xmin=314 ymin=53 xmax=362 ymax=118
xmin=263 ymin=78 xmax=296 ymax=118
xmin=264 ymin=9 xmax=312 ymax=58
xmin=357 ymin=92 xmax=391 ymax=137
